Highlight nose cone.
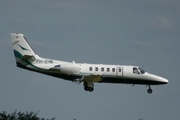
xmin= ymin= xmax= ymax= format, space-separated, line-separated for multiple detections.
xmin=148 ymin=74 xmax=168 ymax=84
xmin=160 ymin=77 xmax=168 ymax=84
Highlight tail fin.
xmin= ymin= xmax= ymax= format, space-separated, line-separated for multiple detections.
xmin=10 ymin=33 xmax=36 ymax=66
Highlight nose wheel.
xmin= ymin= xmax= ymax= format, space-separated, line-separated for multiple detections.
xmin=147 ymin=85 xmax=153 ymax=94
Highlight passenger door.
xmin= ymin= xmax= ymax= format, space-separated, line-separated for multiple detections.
xmin=116 ymin=67 xmax=123 ymax=77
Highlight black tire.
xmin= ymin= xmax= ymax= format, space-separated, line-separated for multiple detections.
xmin=89 ymin=87 xmax=94 ymax=92
xmin=84 ymin=86 xmax=89 ymax=91
xmin=147 ymin=88 xmax=153 ymax=94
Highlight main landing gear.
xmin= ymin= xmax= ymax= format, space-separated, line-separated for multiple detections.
xmin=84 ymin=86 xmax=94 ymax=92
xmin=147 ymin=85 xmax=153 ymax=94
xmin=84 ymin=82 xmax=94 ymax=92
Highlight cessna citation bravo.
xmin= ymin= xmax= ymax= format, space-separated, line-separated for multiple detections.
xmin=10 ymin=33 xmax=168 ymax=94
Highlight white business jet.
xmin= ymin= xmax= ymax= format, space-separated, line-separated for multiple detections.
xmin=10 ymin=33 xmax=168 ymax=94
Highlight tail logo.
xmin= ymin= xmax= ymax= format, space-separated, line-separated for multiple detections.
xmin=18 ymin=44 xmax=29 ymax=51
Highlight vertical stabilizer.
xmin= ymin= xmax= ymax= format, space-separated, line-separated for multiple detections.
xmin=11 ymin=33 xmax=36 ymax=56
xmin=10 ymin=33 xmax=36 ymax=66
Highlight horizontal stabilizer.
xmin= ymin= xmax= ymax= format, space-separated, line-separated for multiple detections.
xmin=21 ymin=55 xmax=36 ymax=62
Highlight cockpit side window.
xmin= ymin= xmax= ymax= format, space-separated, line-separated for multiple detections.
xmin=138 ymin=68 xmax=145 ymax=74
xmin=133 ymin=67 xmax=140 ymax=74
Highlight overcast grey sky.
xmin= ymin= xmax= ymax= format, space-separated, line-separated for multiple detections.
xmin=0 ymin=0 xmax=180 ymax=120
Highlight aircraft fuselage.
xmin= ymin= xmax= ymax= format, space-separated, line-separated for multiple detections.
xmin=11 ymin=33 xmax=168 ymax=94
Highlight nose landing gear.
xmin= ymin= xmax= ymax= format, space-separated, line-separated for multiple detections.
xmin=147 ymin=85 xmax=153 ymax=94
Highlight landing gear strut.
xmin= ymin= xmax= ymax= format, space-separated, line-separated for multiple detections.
xmin=147 ymin=85 xmax=153 ymax=94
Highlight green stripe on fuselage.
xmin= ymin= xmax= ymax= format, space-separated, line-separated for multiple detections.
xmin=18 ymin=44 xmax=29 ymax=51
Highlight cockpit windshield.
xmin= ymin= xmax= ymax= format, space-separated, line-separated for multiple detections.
xmin=138 ymin=68 xmax=145 ymax=74
xmin=133 ymin=67 xmax=145 ymax=74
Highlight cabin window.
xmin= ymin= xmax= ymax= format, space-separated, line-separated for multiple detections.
xmin=101 ymin=67 xmax=104 ymax=71
xmin=112 ymin=68 xmax=115 ymax=72
xmin=95 ymin=67 xmax=98 ymax=71
xmin=133 ymin=67 xmax=140 ymax=74
xmin=89 ymin=67 xmax=93 ymax=71
xmin=107 ymin=68 xmax=110 ymax=72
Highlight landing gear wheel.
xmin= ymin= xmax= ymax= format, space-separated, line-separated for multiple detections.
xmin=84 ymin=86 xmax=94 ymax=92
xmin=147 ymin=88 xmax=153 ymax=94
xmin=84 ymin=86 xmax=89 ymax=91
xmin=89 ymin=87 xmax=94 ymax=92
xmin=83 ymin=82 xmax=94 ymax=92
xmin=147 ymin=85 xmax=153 ymax=94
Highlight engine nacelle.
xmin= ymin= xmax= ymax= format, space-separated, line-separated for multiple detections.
xmin=60 ymin=63 xmax=80 ymax=74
